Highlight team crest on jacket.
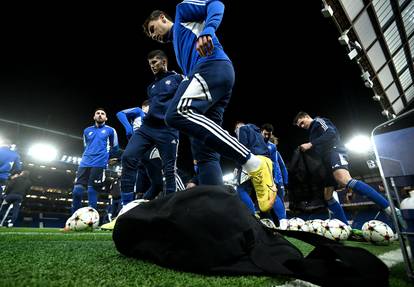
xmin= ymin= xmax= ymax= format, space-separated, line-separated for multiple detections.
xmin=88 ymin=132 xmax=93 ymax=136
xmin=165 ymin=80 xmax=171 ymax=85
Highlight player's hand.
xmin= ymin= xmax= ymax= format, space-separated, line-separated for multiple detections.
xmin=108 ymin=158 xmax=118 ymax=166
xmin=186 ymin=182 xmax=197 ymax=189
xmin=196 ymin=35 xmax=214 ymax=57
xmin=299 ymin=142 xmax=312 ymax=152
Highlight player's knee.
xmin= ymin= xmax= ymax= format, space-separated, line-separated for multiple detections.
xmin=121 ymin=153 xmax=137 ymax=169
xmin=336 ymin=178 xmax=349 ymax=188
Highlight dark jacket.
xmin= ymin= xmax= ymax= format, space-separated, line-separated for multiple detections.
xmin=144 ymin=71 xmax=183 ymax=126
xmin=287 ymin=148 xmax=328 ymax=208
xmin=6 ymin=175 xmax=32 ymax=197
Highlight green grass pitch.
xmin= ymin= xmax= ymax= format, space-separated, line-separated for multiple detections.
xmin=0 ymin=228 xmax=412 ymax=287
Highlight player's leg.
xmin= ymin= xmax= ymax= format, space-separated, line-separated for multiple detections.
xmin=155 ymin=127 xmax=179 ymax=195
xmin=165 ymin=61 xmax=275 ymax=211
xmin=120 ymin=131 xmax=153 ymax=204
xmin=6 ymin=194 xmax=22 ymax=226
xmin=141 ymin=148 xmax=163 ymax=200
xmin=318 ymin=152 xmax=349 ymax=224
xmin=88 ymin=167 xmax=106 ymax=209
xmin=190 ymin=137 xmax=223 ymax=185
xmin=237 ymin=183 xmax=256 ymax=215
xmin=71 ymin=167 xmax=89 ymax=214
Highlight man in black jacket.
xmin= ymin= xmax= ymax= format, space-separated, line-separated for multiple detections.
xmin=0 ymin=171 xmax=31 ymax=227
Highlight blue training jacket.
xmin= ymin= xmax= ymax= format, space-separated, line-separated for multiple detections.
xmin=237 ymin=124 xmax=269 ymax=158
xmin=277 ymin=151 xmax=288 ymax=186
xmin=80 ymin=124 xmax=119 ymax=168
xmin=116 ymin=107 xmax=146 ymax=138
xmin=0 ymin=146 xmax=21 ymax=180
xmin=170 ymin=0 xmax=230 ymax=76
xmin=309 ymin=117 xmax=346 ymax=156
xmin=144 ymin=71 xmax=183 ymax=126
xmin=266 ymin=142 xmax=288 ymax=186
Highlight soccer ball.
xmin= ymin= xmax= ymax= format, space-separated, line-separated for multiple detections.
xmin=118 ymin=199 xmax=149 ymax=217
xmin=65 ymin=207 xmax=100 ymax=231
xmin=278 ymin=218 xmax=289 ymax=230
xmin=362 ymin=220 xmax=394 ymax=245
xmin=287 ymin=217 xmax=309 ymax=232
xmin=306 ymin=219 xmax=324 ymax=235
xmin=321 ymin=219 xmax=350 ymax=241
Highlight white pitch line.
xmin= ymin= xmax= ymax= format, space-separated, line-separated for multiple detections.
xmin=378 ymin=247 xmax=408 ymax=268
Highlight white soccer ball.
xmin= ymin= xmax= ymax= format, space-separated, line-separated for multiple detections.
xmin=306 ymin=219 xmax=324 ymax=235
xmin=362 ymin=220 xmax=394 ymax=245
xmin=118 ymin=199 xmax=149 ymax=217
xmin=287 ymin=217 xmax=309 ymax=232
xmin=278 ymin=218 xmax=289 ymax=230
xmin=65 ymin=207 xmax=100 ymax=231
xmin=321 ymin=219 xmax=350 ymax=241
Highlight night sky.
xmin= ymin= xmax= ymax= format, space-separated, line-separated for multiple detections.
xmin=0 ymin=1 xmax=385 ymax=173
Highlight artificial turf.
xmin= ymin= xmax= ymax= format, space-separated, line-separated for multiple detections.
xmin=0 ymin=228 xmax=412 ymax=287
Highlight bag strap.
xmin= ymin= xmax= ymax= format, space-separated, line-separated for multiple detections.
xmin=273 ymin=229 xmax=390 ymax=286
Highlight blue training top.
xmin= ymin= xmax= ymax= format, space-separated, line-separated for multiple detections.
xmin=237 ymin=124 xmax=269 ymax=158
xmin=266 ymin=142 xmax=288 ymax=186
xmin=80 ymin=124 xmax=119 ymax=168
xmin=309 ymin=117 xmax=346 ymax=156
xmin=144 ymin=71 xmax=183 ymax=126
xmin=170 ymin=0 xmax=230 ymax=76
xmin=116 ymin=107 xmax=146 ymax=138
xmin=0 ymin=146 xmax=21 ymax=180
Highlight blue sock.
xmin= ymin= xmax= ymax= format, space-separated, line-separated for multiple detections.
xmin=327 ymin=198 xmax=348 ymax=224
xmin=72 ymin=185 xmax=85 ymax=214
xmin=237 ymin=186 xmax=256 ymax=215
xmin=87 ymin=186 xmax=98 ymax=209
xmin=273 ymin=196 xmax=286 ymax=220
xmin=347 ymin=179 xmax=389 ymax=209
xmin=121 ymin=192 xmax=135 ymax=206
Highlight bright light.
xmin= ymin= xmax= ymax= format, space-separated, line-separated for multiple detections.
xmin=345 ymin=135 xmax=372 ymax=154
xmin=27 ymin=143 xmax=58 ymax=162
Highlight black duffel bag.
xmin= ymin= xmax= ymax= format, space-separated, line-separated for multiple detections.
xmin=113 ymin=185 xmax=389 ymax=286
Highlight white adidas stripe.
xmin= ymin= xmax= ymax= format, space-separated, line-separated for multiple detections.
xmin=178 ymin=98 xmax=249 ymax=157
xmin=315 ymin=118 xmax=329 ymax=131
xmin=178 ymin=85 xmax=250 ymax=156
xmin=187 ymin=108 xmax=250 ymax=154
xmin=182 ymin=0 xmax=206 ymax=6
xmin=175 ymin=174 xmax=185 ymax=191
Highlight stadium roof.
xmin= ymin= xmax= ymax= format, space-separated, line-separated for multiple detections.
xmin=323 ymin=0 xmax=414 ymax=118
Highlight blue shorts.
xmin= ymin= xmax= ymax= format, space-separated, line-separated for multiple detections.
xmin=75 ymin=167 xmax=105 ymax=187
xmin=325 ymin=149 xmax=349 ymax=171
xmin=322 ymin=148 xmax=349 ymax=187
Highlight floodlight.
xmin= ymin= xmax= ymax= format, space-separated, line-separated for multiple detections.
xmin=372 ymin=95 xmax=382 ymax=101
xmin=27 ymin=143 xmax=58 ymax=162
xmin=345 ymin=135 xmax=372 ymax=154
xmin=348 ymin=48 xmax=358 ymax=60
xmin=338 ymin=33 xmax=350 ymax=46
xmin=361 ymin=71 xmax=373 ymax=88
xmin=381 ymin=110 xmax=390 ymax=117
xmin=321 ymin=5 xmax=333 ymax=17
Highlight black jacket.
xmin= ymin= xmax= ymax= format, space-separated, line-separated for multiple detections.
xmin=6 ymin=175 xmax=32 ymax=197
xmin=288 ymin=148 xmax=328 ymax=207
